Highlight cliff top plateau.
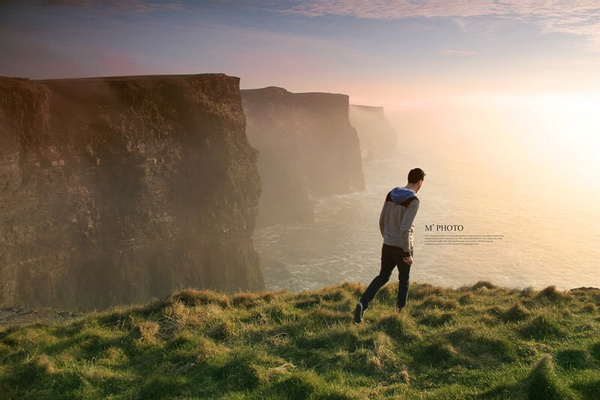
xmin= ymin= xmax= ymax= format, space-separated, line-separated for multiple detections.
xmin=1 ymin=281 xmax=599 ymax=398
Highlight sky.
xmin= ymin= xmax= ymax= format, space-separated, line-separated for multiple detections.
xmin=2 ymin=0 xmax=600 ymax=183
xmin=2 ymin=0 xmax=600 ymax=107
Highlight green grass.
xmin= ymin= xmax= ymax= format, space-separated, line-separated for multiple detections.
xmin=1 ymin=281 xmax=600 ymax=399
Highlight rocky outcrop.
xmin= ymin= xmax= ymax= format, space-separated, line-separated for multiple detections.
xmin=0 ymin=74 xmax=263 ymax=310
xmin=349 ymin=105 xmax=397 ymax=159
xmin=242 ymin=87 xmax=365 ymax=226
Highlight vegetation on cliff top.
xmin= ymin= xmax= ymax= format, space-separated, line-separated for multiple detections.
xmin=1 ymin=281 xmax=600 ymax=399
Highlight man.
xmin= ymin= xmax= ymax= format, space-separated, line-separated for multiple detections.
xmin=354 ymin=168 xmax=425 ymax=323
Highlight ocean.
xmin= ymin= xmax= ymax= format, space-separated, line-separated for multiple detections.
xmin=254 ymin=104 xmax=600 ymax=292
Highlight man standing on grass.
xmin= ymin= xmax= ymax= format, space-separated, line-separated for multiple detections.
xmin=354 ymin=168 xmax=425 ymax=323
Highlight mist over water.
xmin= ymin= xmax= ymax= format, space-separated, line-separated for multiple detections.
xmin=255 ymin=101 xmax=600 ymax=292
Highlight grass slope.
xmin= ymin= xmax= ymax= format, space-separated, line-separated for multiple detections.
xmin=1 ymin=282 xmax=600 ymax=399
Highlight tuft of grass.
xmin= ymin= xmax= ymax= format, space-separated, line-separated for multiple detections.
xmin=536 ymin=285 xmax=572 ymax=303
xmin=33 ymin=353 xmax=56 ymax=374
xmin=486 ymin=305 xmax=504 ymax=317
xmin=231 ymin=292 xmax=261 ymax=308
xmin=411 ymin=283 xmax=445 ymax=299
xmin=294 ymin=300 xmax=320 ymax=311
xmin=472 ymin=281 xmax=497 ymax=290
xmin=377 ymin=312 xmax=421 ymax=343
xmin=271 ymin=371 xmax=321 ymax=399
xmin=517 ymin=355 xmax=576 ymax=399
xmin=519 ymin=315 xmax=565 ymax=340
xmin=446 ymin=327 xmax=516 ymax=365
xmin=215 ymin=351 xmax=262 ymax=391
xmin=296 ymin=324 xmax=362 ymax=353
xmin=208 ymin=319 xmax=236 ymax=342
xmin=169 ymin=288 xmax=230 ymax=308
xmin=416 ymin=297 xmax=460 ymax=311
xmin=458 ymin=293 xmax=473 ymax=305
xmin=415 ymin=340 xmax=461 ymax=366
xmin=134 ymin=321 xmax=160 ymax=343
xmin=416 ymin=310 xmax=454 ymax=327
xmin=520 ymin=286 xmax=536 ymax=298
xmin=339 ymin=282 xmax=365 ymax=297
xmin=445 ymin=326 xmax=474 ymax=343
xmin=502 ymin=302 xmax=531 ymax=322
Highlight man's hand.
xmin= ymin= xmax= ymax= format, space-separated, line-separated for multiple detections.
xmin=403 ymin=256 xmax=413 ymax=265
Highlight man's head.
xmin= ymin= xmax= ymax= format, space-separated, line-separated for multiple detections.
xmin=407 ymin=168 xmax=425 ymax=192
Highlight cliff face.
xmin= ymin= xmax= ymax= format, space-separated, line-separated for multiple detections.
xmin=349 ymin=105 xmax=397 ymax=159
xmin=242 ymin=87 xmax=365 ymax=226
xmin=0 ymin=74 xmax=263 ymax=310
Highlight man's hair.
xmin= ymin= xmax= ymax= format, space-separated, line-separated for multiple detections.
xmin=408 ymin=168 xmax=426 ymax=184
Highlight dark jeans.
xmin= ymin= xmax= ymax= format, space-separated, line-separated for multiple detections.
xmin=360 ymin=244 xmax=412 ymax=310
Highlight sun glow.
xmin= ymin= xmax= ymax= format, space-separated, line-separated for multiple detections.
xmin=528 ymin=94 xmax=600 ymax=148
xmin=389 ymin=92 xmax=600 ymax=197
xmin=521 ymin=94 xmax=600 ymax=186
xmin=448 ymin=92 xmax=600 ymax=188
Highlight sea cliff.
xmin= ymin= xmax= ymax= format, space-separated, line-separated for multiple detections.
xmin=349 ymin=105 xmax=397 ymax=159
xmin=242 ymin=87 xmax=365 ymax=226
xmin=0 ymin=74 xmax=263 ymax=310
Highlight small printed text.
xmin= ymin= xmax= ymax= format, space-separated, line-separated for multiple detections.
xmin=423 ymin=224 xmax=504 ymax=245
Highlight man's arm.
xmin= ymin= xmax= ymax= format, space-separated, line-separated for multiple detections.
xmin=399 ymin=199 xmax=420 ymax=258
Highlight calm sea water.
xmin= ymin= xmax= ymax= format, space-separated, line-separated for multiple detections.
xmin=254 ymin=116 xmax=600 ymax=292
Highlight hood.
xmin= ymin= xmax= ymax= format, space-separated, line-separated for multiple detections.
xmin=390 ymin=187 xmax=416 ymax=204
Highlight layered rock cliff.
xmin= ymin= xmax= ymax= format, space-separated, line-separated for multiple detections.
xmin=349 ymin=105 xmax=397 ymax=159
xmin=242 ymin=87 xmax=365 ymax=226
xmin=0 ymin=74 xmax=263 ymax=310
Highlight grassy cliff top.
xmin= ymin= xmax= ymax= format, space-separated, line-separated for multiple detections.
xmin=1 ymin=281 xmax=600 ymax=399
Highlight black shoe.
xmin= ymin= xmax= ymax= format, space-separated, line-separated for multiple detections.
xmin=353 ymin=302 xmax=364 ymax=323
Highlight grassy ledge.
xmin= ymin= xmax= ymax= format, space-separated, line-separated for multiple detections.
xmin=1 ymin=282 xmax=600 ymax=399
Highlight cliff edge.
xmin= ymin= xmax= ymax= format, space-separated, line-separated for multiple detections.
xmin=0 ymin=74 xmax=263 ymax=310
xmin=349 ymin=105 xmax=397 ymax=159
